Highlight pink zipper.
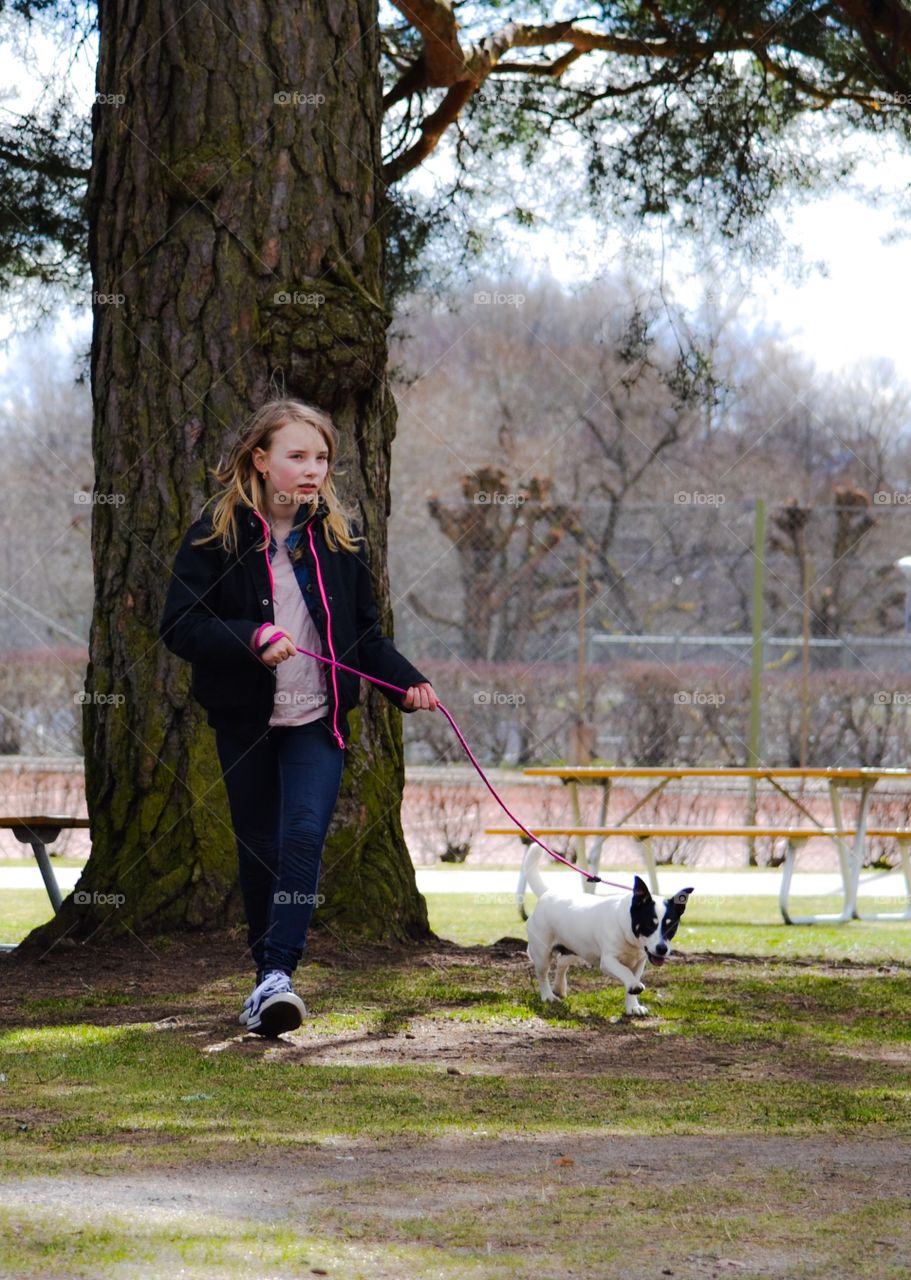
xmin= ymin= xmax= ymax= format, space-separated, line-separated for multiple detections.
xmin=253 ymin=512 xmax=276 ymax=597
xmin=307 ymin=523 xmax=346 ymax=750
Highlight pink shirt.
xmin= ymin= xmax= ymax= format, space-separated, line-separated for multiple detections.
xmin=268 ymin=536 xmax=329 ymax=728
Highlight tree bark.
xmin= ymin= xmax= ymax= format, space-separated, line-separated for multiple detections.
xmin=24 ymin=0 xmax=430 ymax=950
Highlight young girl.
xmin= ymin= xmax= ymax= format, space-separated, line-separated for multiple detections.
xmin=159 ymin=399 xmax=438 ymax=1036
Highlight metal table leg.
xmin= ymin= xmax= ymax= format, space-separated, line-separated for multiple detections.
xmin=826 ymin=780 xmax=858 ymax=918
xmin=855 ymin=837 xmax=911 ymax=922
xmin=779 ymin=835 xmax=851 ymax=925
xmin=11 ymin=824 xmax=63 ymax=913
xmin=633 ymin=836 xmax=660 ymax=894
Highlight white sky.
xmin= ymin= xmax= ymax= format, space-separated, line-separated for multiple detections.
xmin=2 ymin=21 xmax=911 ymax=386
xmin=746 ymin=184 xmax=911 ymax=378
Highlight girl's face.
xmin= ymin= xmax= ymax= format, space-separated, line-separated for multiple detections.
xmin=252 ymin=420 xmax=330 ymax=513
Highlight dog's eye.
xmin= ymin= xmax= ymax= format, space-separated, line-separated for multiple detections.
xmin=631 ymin=898 xmax=660 ymax=937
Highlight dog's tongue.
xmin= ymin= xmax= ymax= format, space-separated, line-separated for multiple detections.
xmin=649 ymin=953 xmax=666 ymax=967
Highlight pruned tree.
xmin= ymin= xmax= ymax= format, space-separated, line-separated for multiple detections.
xmin=768 ymin=487 xmax=880 ymax=645
xmin=418 ymin=467 xmax=580 ymax=660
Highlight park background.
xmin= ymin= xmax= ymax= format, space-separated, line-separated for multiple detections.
xmin=1 ymin=4 xmax=911 ymax=1278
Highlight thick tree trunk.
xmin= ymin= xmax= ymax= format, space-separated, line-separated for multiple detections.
xmin=24 ymin=0 xmax=429 ymax=949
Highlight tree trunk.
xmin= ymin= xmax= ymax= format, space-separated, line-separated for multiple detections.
xmin=23 ymin=0 xmax=429 ymax=949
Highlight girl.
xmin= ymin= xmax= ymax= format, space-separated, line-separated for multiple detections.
xmin=160 ymin=398 xmax=438 ymax=1036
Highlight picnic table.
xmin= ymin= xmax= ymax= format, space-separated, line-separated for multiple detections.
xmin=489 ymin=766 xmax=911 ymax=924
xmin=0 ymin=816 xmax=91 ymax=913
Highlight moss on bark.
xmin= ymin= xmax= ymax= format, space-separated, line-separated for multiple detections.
xmin=23 ymin=0 xmax=430 ymax=955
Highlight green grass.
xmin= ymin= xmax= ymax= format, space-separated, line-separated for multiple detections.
xmin=422 ymin=887 xmax=911 ymax=960
xmin=0 ymin=888 xmax=59 ymax=941
xmin=5 ymin=868 xmax=911 ymax=958
xmin=1 ymin=924 xmax=909 ymax=1177
xmin=0 ymin=1013 xmax=907 ymax=1179
xmin=3 ymin=876 xmax=911 ymax=1277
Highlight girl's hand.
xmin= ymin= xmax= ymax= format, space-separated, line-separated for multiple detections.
xmin=253 ymin=625 xmax=298 ymax=667
xmin=261 ymin=635 xmax=297 ymax=667
xmin=401 ymin=682 xmax=438 ymax=712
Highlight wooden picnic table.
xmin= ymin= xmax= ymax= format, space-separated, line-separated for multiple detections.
xmin=514 ymin=766 xmax=911 ymax=923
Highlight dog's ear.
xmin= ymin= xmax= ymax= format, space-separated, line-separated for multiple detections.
xmin=668 ymin=886 xmax=694 ymax=909
xmin=632 ymin=875 xmax=653 ymax=900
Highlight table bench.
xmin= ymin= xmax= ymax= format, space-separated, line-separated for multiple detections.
xmin=489 ymin=766 xmax=911 ymax=924
xmin=0 ymin=816 xmax=91 ymax=913
xmin=486 ymin=824 xmax=911 ymax=924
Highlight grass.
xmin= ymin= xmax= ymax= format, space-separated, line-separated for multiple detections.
xmin=0 ymin=888 xmax=60 ymax=941
xmin=2 ymin=876 xmax=911 ymax=1277
xmin=5 ymin=861 xmax=910 ymax=956
xmin=3 ymin=1172 xmax=907 ymax=1280
xmin=1 ymin=928 xmax=909 ymax=1172
xmin=422 ymin=886 xmax=911 ymax=962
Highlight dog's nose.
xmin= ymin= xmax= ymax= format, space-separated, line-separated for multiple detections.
xmin=655 ymin=942 xmax=668 ymax=955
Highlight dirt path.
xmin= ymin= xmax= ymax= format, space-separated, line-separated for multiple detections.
xmin=2 ymin=1135 xmax=909 ymax=1279
xmin=2 ymin=1131 xmax=906 ymax=1214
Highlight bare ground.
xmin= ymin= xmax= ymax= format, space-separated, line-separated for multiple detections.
xmin=1 ymin=932 xmax=909 ymax=1278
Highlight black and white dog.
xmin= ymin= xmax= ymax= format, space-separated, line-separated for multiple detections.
xmin=518 ymin=846 xmax=693 ymax=1015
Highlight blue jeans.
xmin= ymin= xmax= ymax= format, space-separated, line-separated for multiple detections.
xmin=215 ymin=718 xmax=345 ymax=978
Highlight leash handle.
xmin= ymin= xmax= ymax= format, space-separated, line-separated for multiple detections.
xmin=289 ymin=643 xmax=632 ymax=891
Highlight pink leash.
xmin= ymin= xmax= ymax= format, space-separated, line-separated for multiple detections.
xmin=283 ymin=640 xmax=632 ymax=891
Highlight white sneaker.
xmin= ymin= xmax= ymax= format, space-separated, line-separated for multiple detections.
xmin=240 ymin=970 xmax=305 ymax=1037
xmin=238 ymin=968 xmax=265 ymax=1027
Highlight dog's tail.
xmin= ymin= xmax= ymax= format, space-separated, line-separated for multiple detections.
xmin=516 ymin=843 xmax=547 ymax=921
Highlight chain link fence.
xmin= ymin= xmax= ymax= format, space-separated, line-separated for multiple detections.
xmin=2 ymin=493 xmax=910 ymax=772
xmin=394 ymin=493 xmax=911 ymax=770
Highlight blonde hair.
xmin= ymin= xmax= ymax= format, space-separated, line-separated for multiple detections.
xmin=193 ymin=399 xmax=364 ymax=556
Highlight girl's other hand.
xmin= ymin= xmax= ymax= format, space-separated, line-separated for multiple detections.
xmin=401 ymin=682 xmax=438 ymax=711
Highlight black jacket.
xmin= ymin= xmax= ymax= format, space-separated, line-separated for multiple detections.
xmin=159 ymin=496 xmax=430 ymax=746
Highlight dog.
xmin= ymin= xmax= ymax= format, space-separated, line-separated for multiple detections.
xmin=518 ymin=846 xmax=693 ymax=1016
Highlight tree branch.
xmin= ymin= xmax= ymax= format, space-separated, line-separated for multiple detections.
xmin=0 ymin=145 xmax=89 ymax=181
xmin=390 ymin=0 xmax=467 ymax=85
xmin=382 ymin=4 xmax=911 ymax=184
xmin=384 ymin=79 xmax=476 ymax=183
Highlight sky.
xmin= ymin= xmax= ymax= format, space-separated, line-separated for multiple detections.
xmin=448 ymin=148 xmax=911 ymax=385
xmin=2 ymin=17 xmax=911 ymax=387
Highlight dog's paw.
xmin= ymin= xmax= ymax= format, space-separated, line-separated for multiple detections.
xmin=626 ymin=1001 xmax=650 ymax=1017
